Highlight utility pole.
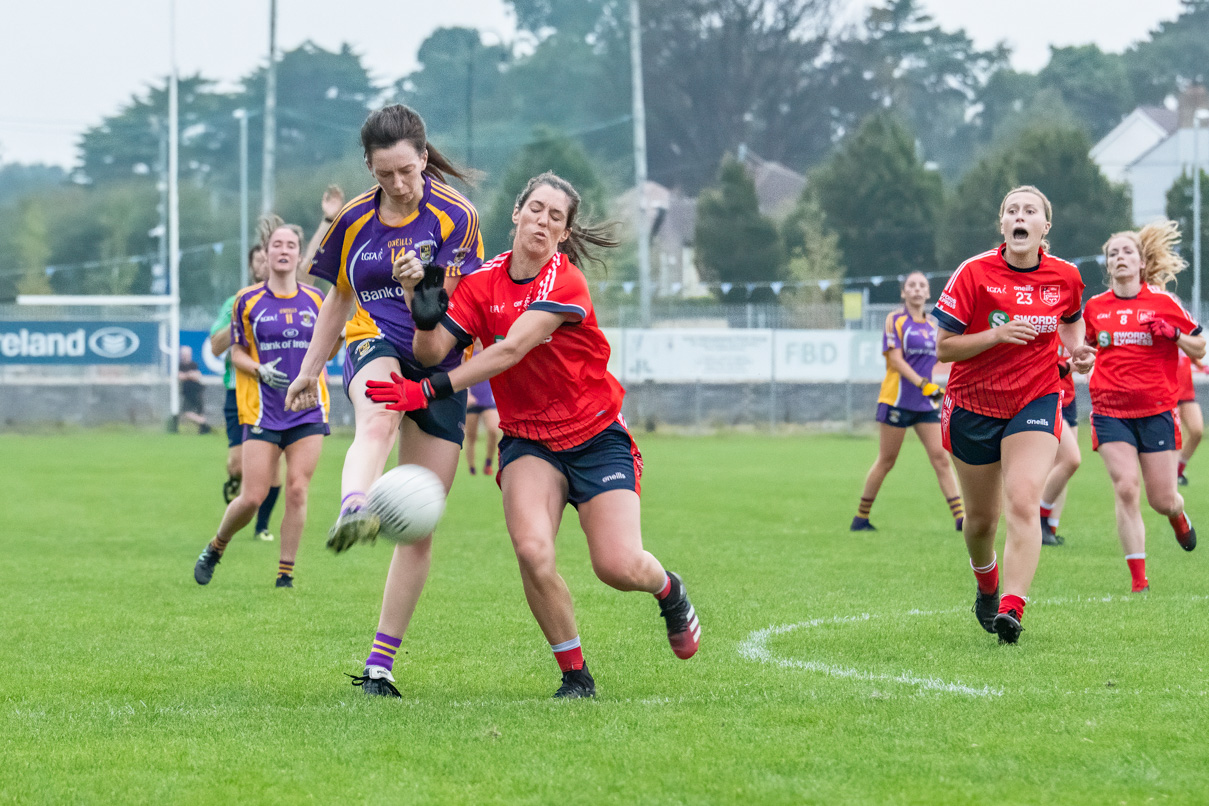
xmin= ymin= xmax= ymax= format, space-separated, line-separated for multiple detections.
xmin=168 ymin=0 xmax=181 ymax=423
xmin=630 ymin=0 xmax=652 ymax=328
xmin=235 ymin=109 xmax=250 ymax=287
xmin=261 ymin=0 xmax=277 ymax=215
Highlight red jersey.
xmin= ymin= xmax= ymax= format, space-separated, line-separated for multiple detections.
xmin=1176 ymin=353 xmax=1196 ymax=403
xmin=444 ymin=251 xmax=624 ymax=451
xmin=1083 ymin=284 xmax=1201 ymax=417
xmin=932 ymin=246 xmax=1085 ymax=418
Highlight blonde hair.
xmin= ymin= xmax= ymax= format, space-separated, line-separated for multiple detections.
xmin=257 ymin=214 xmax=305 ymax=252
xmin=1102 ymin=220 xmax=1187 ymax=290
xmin=998 ymin=185 xmax=1052 ymax=254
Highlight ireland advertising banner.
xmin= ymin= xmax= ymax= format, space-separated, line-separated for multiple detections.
xmin=0 ymin=321 xmax=161 ymax=365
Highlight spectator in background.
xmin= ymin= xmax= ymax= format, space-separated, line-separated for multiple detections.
xmin=178 ymin=345 xmax=211 ymax=435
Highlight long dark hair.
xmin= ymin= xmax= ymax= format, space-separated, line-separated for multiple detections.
xmin=360 ymin=104 xmax=469 ymax=184
xmin=513 ymin=172 xmax=619 ymax=270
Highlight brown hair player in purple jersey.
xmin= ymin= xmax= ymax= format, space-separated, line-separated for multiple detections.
xmin=192 ymin=216 xmax=342 ymax=588
xmin=933 ymin=186 xmax=1095 ymax=644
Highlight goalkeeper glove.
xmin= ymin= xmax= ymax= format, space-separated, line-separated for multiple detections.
xmin=364 ymin=371 xmax=454 ymax=412
xmin=920 ymin=381 xmax=943 ymax=400
xmin=411 ymin=263 xmax=449 ymax=331
xmin=256 ymin=358 xmax=289 ymax=389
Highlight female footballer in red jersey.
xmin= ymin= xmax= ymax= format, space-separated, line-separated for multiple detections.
xmin=932 ymin=186 xmax=1095 ymax=644
xmin=1084 ymin=222 xmax=1205 ymax=592
xmin=1038 ymin=346 xmax=1082 ymax=546
xmin=284 ymin=105 xmax=483 ymax=698
xmin=367 ymin=172 xmax=701 ymax=699
xmin=1176 ymin=353 xmax=1203 ymax=485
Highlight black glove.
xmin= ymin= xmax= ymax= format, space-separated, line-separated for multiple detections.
xmin=1057 ymin=359 xmax=1072 ymax=379
xmin=411 ymin=263 xmax=448 ymax=331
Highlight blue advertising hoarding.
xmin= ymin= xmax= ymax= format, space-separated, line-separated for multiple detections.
xmin=181 ymin=330 xmax=344 ymax=378
xmin=0 ymin=321 xmax=161 ymax=365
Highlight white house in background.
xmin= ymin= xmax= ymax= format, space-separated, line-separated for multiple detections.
xmin=1092 ymin=87 xmax=1209 ymax=224
xmin=614 ymin=150 xmax=806 ymax=298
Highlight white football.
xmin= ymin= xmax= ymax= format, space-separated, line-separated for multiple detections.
xmin=365 ymin=464 xmax=447 ymax=544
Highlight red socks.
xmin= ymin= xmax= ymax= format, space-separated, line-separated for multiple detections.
xmin=999 ymin=594 xmax=1026 ymax=618
xmin=971 ymin=556 xmax=999 ymax=595
xmin=551 ymin=637 xmax=584 ymax=672
xmin=1125 ymin=554 xmax=1148 ymax=592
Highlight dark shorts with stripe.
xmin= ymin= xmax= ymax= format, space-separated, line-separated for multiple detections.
xmin=1062 ymin=400 xmax=1078 ymax=429
xmin=243 ymin=421 xmax=329 ymax=448
xmin=942 ymin=393 xmax=1062 ymax=466
xmin=224 ymin=388 xmax=242 ymax=447
xmin=498 ymin=422 xmax=643 ymax=507
xmin=345 ymin=337 xmax=467 ymax=446
xmin=1090 ymin=410 xmax=1181 ymax=453
xmin=876 ymin=403 xmax=940 ymax=428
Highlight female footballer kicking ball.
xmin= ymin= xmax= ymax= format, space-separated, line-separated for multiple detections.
xmin=1083 ymin=221 xmax=1204 ymax=592
xmin=193 ymin=217 xmax=336 ymax=588
xmin=285 ymin=104 xmax=483 ymax=697
xmin=367 ymin=172 xmax=701 ymax=699
xmin=851 ymin=271 xmax=964 ymax=533
xmin=932 ymin=186 xmax=1094 ymax=644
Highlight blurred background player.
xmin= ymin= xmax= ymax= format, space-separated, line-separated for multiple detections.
xmin=177 ymin=345 xmax=211 ymax=434
xmin=211 ymin=245 xmax=279 ymax=541
xmin=368 ymin=172 xmax=701 ymax=700
xmin=284 ymin=104 xmax=483 ymax=697
xmin=1038 ymin=347 xmax=1082 ymax=546
xmin=193 ymin=216 xmax=337 ymax=588
xmin=463 ymin=340 xmax=502 ymax=476
xmin=851 ymin=271 xmax=963 ymax=533
xmin=1083 ymin=221 xmax=1205 ymax=593
xmin=932 ymin=186 xmax=1094 ymax=645
xmin=1176 ymin=353 xmax=1203 ymax=485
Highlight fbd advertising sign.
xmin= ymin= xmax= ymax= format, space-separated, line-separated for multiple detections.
xmin=0 ymin=321 xmax=160 ymax=364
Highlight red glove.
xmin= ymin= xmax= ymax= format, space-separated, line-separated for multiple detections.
xmin=364 ymin=372 xmax=431 ymax=412
xmin=1147 ymin=317 xmax=1182 ymax=342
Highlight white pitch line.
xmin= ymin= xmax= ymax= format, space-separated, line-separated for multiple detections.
xmin=738 ymin=594 xmax=1209 ymax=698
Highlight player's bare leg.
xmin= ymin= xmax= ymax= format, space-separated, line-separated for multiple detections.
xmin=194 ymin=441 xmax=279 ymax=585
xmin=852 ymin=424 xmax=907 ymax=530
xmin=275 ymin=434 xmax=323 ymax=587
xmin=1040 ymin=424 xmax=1081 ymax=544
xmin=916 ymin=422 xmax=963 ymax=529
xmin=1100 ymin=442 xmax=1149 ymax=590
xmin=464 ymin=411 xmax=480 ymax=474
xmin=1139 ymin=448 xmax=1196 ymax=552
xmin=1179 ymin=401 xmax=1203 ymax=484
xmin=999 ymin=431 xmax=1057 ymax=596
xmin=952 ymin=456 xmax=1002 ymax=632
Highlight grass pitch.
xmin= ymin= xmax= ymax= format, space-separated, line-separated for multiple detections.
xmin=1 ymin=428 xmax=1206 ymax=805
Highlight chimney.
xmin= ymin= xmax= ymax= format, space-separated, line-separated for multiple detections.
xmin=1179 ymin=85 xmax=1209 ymax=128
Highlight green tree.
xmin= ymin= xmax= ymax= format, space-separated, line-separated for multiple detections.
xmin=939 ymin=125 xmax=1132 ymax=276
xmin=1037 ymin=45 xmax=1134 ymax=141
xmin=694 ymin=156 xmax=785 ymax=297
xmin=481 ymin=128 xmax=609 ymax=259
xmin=1123 ymin=0 xmax=1209 ymax=105
xmin=780 ymin=182 xmax=843 ymax=302
xmin=811 ymin=113 xmax=942 ymax=301
xmin=1165 ymin=168 xmax=1209 ymax=307
xmin=11 ymin=198 xmax=53 ymax=296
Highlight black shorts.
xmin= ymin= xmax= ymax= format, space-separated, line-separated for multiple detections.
xmin=344 ymin=337 xmax=467 ymax=446
xmin=1090 ymin=410 xmax=1180 ymax=453
xmin=467 ymin=403 xmax=497 ymax=416
xmin=1062 ymin=400 xmax=1078 ymax=429
xmin=942 ymin=393 xmax=1062 ymax=466
xmin=876 ymin=403 xmax=940 ymax=428
xmin=498 ymin=422 xmax=642 ymax=507
xmin=243 ymin=421 xmax=329 ymax=448
xmin=224 ymin=389 xmax=242 ymax=447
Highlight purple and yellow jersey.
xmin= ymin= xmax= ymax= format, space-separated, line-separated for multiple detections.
xmin=309 ymin=177 xmax=484 ymax=374
xmin=877 ymin=308 xmax=939 ymax=412
xmin=232 ymin=282 xmax=330 ymax=429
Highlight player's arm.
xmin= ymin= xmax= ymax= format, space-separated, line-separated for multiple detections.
xmin=285 ymin=284 xmax=353 ymax=410
xmin=1058 ymin=318 xmax=1095 ymax=373
xmin=299 ymin=186 xmax=344 ymax=283
xmin=936 ymin=320 xmax=1037 ymax=362
xmin=210 ymin=328 xmax=232 ymax=356
xmin=368 ymin=310 xmax=565 ymax=410
xmin=229 ymin=343 xmax=261 ymax=377
xmin=1177 ymin=330 xmax=1207 ymax=361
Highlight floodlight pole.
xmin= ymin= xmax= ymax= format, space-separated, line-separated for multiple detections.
xmin=1194 ymin=110 xmax=1208 ymax=323
xmin=261 ymin=0 xmax=278 ymax=215
xmin=235 ymin=109 xmax=250 ymax=287
xmin=168 ymin=0 xmax=181 ymax=422
xmin=630 ymin=0 xmax=651 ymax=327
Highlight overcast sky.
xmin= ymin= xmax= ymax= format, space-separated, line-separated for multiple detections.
xmin=0 ymin=0 xmax=1187 ymax=168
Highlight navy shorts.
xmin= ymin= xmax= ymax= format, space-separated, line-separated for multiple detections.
xmin=876 ymin=403 xmax=940 ymax=428
xmin=1061 ymin=400 xmax=1078 ymax=429
xmin=1090 ymin=410 xmax=1181 ymax=453
xmin=942 ymin=393 xmax=1062 ymax=466
xmin=498 ymin=422 xmax=643 ymax=507
xmin=243 ymin=421 xmax=329 ymax=448
xmin=224 ymin=389 xmax=242 ymax=447
xmin=345 ymin=337 xmax=467 ymax=446
xmin=467 ymin=403 xmax=497 ymax=415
